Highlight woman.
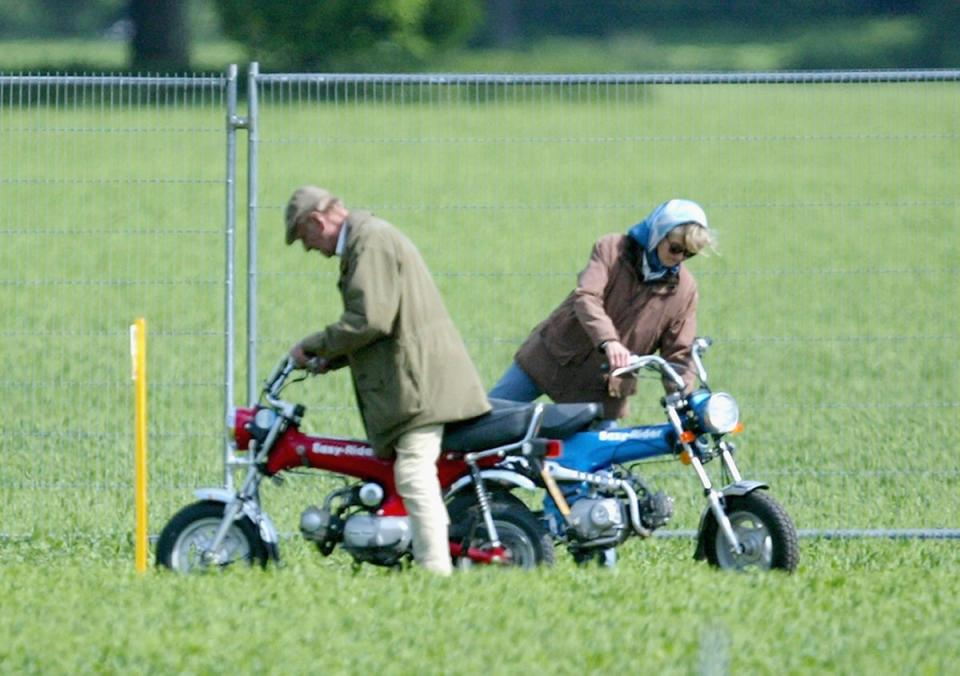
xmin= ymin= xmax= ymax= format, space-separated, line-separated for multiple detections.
xmin=490 ymin=198 xmax=715 ymax=423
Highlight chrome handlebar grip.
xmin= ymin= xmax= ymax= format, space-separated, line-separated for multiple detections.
xmin=610 ymin=336 xmax=713 ymax=390
xmin=611 ymin=354 xmax=686 ymax=390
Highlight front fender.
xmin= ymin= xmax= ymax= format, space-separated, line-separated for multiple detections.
xmin=193 ymin=487 xmax=281 ymax=560
xmin=718 ymin=480 xmax=768 ymax=498
xmin=692 ymin=480 xmax=769 ymax=560
xmin=444 ymin=469 xmax=538 ymax=501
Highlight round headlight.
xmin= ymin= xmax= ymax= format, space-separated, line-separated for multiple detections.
xmin=254 ymin=407 xmax=277 ymax=430
xmin=701 ymin=392 xmax=740 ymax=434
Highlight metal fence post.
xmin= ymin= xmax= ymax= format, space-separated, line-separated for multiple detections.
xmin=246 ymin=62 xmax=260 ymax=405
xmin=224 ymin=63 xmax=240 ymax=490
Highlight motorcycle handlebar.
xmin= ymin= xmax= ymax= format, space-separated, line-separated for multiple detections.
xmin=611 ymin=355 xmax=686 ymax=390
xmin=608 ymin=336 xmax=713 ymax=390
xmin=691 ymin=336 xmax=711 ymax=387
xmin=264 ymin=356 xmax=297 ymax=397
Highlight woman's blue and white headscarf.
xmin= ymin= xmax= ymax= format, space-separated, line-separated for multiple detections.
xmin=627 ymin=199 xmax=708 ymax=282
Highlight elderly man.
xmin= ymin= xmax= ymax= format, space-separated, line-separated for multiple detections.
xmin=284 ymin=186 xmax=490 ymax=575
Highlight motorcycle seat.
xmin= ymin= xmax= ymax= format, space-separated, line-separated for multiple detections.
xmin=539 ymin=401 xmax=603 ymax=438
xmin=484 ymin=398 xmax=602 ymax=438
xmin=442 ymin=399 xmax=535 ymax=452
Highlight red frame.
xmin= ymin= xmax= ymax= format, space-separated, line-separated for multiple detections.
xmin=234 ymin=407 xmax=501 ymax=517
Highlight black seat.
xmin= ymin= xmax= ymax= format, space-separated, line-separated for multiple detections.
xmin=539 ymin=402 xmax=602 ymax=438
xmin=442 ymin=399 xmax=535 ymax=452
xmin=485 ymin=398 xmax=602 ymax=439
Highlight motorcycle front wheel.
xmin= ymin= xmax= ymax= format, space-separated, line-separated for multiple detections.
xmin=447 ymin=494 xmax=555 ymax=569
xmin=156 ymin=501 xmax=268 ymax=574
xmin=701 ymin=491 xmax=799 ymax=573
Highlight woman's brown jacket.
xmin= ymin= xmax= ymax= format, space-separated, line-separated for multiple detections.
xmin=515 ymin=233 xmax=698 ymax=419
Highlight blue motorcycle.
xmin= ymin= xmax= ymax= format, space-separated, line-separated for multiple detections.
xmin=495 ymin=337 xmax=799 ymax=572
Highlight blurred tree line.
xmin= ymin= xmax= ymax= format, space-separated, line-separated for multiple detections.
xmin=477 ymin=0 xmax=931 ymax=43
xmin=0 ymin=0 xmax=956 ymax=70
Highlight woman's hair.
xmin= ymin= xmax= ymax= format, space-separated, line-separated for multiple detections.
xmin=674 ymin=222 xmax=717 ymax=256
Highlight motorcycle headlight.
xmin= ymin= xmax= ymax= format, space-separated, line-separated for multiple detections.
xmin=254 ymin=407 xmax=277 ymax=430
xmin=693 ymin=392 xmax=740 ymax=434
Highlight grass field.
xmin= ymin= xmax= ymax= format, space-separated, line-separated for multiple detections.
xmin=0 ymin=71 xmax=957 ymax=673
xmin=1 ymin=537 xmax=958 ymax=673
xmin=2 ymin=79 xmax=955 ymax=535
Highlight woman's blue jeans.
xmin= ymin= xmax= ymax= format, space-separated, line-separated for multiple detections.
xmin=488 ymin=362 xmax=543 ymax=401
xmin=488 ymin=362 xmax=617 ymax=430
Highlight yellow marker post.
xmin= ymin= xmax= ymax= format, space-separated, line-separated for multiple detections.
xmin=130 ymin=318 xmax=149 ymax=573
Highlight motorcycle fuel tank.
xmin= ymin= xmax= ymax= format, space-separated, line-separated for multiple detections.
xmin=558 ymin=423 xmax=675 ymax=472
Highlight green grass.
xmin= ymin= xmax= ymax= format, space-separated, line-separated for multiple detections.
xmin=1 ymin=79 xmax=957 ymax=536
xmin=0 ymin=71 xmax=957 ymax=673
xmin=1 ymin=537 xmax=958 ymax=673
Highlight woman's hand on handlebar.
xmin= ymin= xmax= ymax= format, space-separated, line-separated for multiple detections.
xmin=603 ymin=340 xmax=631 ymax=370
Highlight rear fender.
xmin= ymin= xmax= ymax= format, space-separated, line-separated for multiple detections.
xmin=194 ymin=487 xmax=281 ymax=561
xmin=692 ymin=480 xmax=769 ymax=560
xmin=444 ymin=470 xmax=537 ymax=501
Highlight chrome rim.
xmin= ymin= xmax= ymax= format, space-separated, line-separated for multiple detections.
xmin=715 ymin=510 xmax=773 ymax=570
xmin=169 ymin=517 xmax=252 ymax=573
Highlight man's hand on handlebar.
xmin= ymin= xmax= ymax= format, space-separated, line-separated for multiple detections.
xmin=290 ymin=343 xmax=330 ymax=374
xmin=305 ymin=357 xmax=331 ymax=374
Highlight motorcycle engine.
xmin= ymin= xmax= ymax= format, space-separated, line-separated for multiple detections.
xmin=342 ymin=514 xmax=412 ymax=566
xmin=568 ymin=498 xmax=626 ymax=542
xmin=301 ymin=506 xmax=412 ymax=566
xmin=300 ymin=505 xmax=342 ymax=557
xmin=640 ymin=490 xmax=675 ymax=530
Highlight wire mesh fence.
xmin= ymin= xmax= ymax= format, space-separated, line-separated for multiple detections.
xmin=249 ymin=70 xmax=960 ymax=537
xmin=0 ymin=72 xmax=233 ymax=538
xmin=0 ymin=68 xmax=957 ymax=542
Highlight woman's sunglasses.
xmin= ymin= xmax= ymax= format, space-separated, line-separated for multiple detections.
xmin=667 ymin=241 xmax=697 ymax=258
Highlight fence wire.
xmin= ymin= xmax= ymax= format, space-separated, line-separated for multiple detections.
xmin=0 ymin=68 xmax=957 ymax=542
xmin=249 ymin=69 xmax=959 ymax=538
xmin=0 ymin=72 xmax=232 ymax=538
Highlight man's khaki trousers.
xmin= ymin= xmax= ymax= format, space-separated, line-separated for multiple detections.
xmin=393 ymin=423 xmax=452 ymax=575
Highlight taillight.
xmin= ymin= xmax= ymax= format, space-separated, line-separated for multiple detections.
xmin=545 ymin=439 xmax=563 ymax=458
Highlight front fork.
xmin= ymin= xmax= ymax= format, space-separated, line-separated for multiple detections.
xmin=667 ymin=408 xmax=745 ymax=555
xmin=203 ymin=499 xmax=245 ymax=566
xmin=690 ymin=456 xmax=744 ymax=555
xmin=203 ymin=461 xmax=268 ymax=565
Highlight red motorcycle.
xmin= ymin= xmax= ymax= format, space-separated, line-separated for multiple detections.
xmin=156 ymin=357 xmax=571 ymax=573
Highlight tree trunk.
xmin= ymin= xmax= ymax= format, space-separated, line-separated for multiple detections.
xmin=129 ymin=0 xmax=190 ymax=71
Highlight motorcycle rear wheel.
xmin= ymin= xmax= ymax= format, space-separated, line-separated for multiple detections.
xmin=701 ymin=491 xmax=798 ymax=573
xmin=156 ymin=501 xmax=268 ymax=573
xmin=447 ymin=494 xmax=555 ymax=569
